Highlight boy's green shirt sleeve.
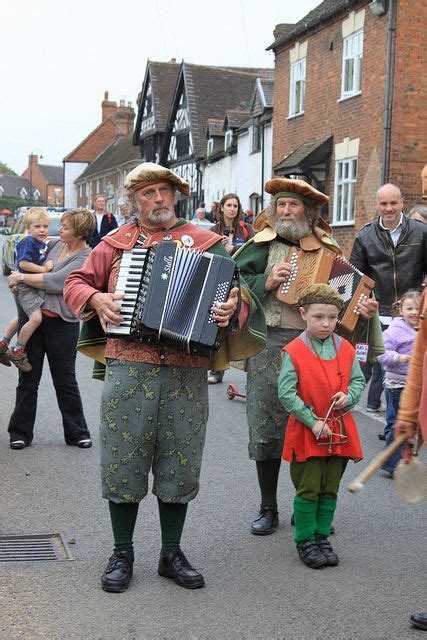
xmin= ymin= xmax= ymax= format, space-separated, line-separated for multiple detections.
xmin=278 ymin=351 xmax=318 ymax=428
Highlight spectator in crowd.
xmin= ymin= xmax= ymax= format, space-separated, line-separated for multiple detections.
xmin=87 ymin=194 xmax=118 ymax=248
xmin=377 ymin=290 xmax=421 ymax=475
xmin=409 ymin=205 xmax=427 ymax=224
xmin=208 ymin=193 xmax=254 ymax=384
xmin=6 ymin=209 xmax=96 ymax=450
xmin=350 ymin=183 xmax=427 ymax=417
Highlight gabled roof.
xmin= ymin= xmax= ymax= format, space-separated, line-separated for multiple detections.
xmin=268 ymin=0 xmax=361 ymax=50
xmin=206 ymin=118 xmax=225 ymax=138
xmin=133 ymin=60 xmax=180 ymax=144
xmin=76 ymin=134 xmax=140 ymax=181
xmin=63 ymin=118 xmax=116 ymax=162
xmin=38 ymin=164 xmax=63 ymax=185
xmin=251 ymin=78 xmax=275 ymax=116
xmin=166 ymin=62 xmax=274 ymax=159
xmin=224 ymin=110 xmax=251 ymax=129
xmin=0 ymin=174 xmax=32 ymax=198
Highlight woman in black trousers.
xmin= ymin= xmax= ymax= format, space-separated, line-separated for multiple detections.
xmin=6 ymin=208 xmax=95 ymax=450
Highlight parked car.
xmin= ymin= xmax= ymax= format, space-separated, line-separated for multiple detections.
xmin=1 ymin=207 xmax=67 ymax=275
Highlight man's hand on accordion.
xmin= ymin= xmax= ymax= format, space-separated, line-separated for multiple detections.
xmin=211 ymin=286 xmax=239 ymax=328
xmin=88 ymin=292 xmax=125 ymax=332
xmin=356 ymin=297 xmax=378 ymax=320
xmin=264 ymin=261 xmax=292 ymax=291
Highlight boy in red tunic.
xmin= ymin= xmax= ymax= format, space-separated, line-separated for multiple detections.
xmin=278 ymin=284 xmax=365 ymax=568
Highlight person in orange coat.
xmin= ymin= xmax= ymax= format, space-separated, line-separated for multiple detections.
xmin=278 ymin=284 xmax=365 ymax=569
xmin=394 ymin=281 xmax=426 ymax=631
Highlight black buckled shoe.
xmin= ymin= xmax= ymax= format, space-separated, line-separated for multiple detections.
xmin=315 ymin=537 xmax=339 ymax=566
xmin=158 ymin=549 xmax=205 ymax=589
xmin=251 ymin=507 xmax=279 ymax=535
xmin=297 ymin=540 xmax=328 ymax=569
xmin=410 ymin=613 xmax=427 ymax=630
xmin=101 ymin=551 xmax=134 ymax=593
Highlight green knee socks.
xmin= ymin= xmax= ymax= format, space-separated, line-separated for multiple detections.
xmin=108 ymin=499 xmax=189 ymax=556
xmin=315 ymin=497 xmax=337 ymax=538
xmin=108 ymin=501 xmax=139 ymax=554
xmin=158 ymin=499 xmax=188 ymax=556
xmin=293 ymin=497 xmax=318 ymax=543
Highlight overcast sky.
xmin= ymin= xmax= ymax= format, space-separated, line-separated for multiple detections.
xmin=1 ymin=0 xmax=321 ymax=175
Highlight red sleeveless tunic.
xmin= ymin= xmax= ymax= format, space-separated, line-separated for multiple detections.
xmin=282 ymin=336 xmax=363 ymax=463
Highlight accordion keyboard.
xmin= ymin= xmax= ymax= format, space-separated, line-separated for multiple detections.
xmin=108 ymin=245 xmax=149 ymax=335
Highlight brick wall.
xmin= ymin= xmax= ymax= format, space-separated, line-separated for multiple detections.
xmin=388 ymin=0 xmax=426 ymax=207
xmin=272 ymin=0 xmax=426 ymax=257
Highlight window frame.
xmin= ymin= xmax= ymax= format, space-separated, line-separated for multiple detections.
xmin=340 ymin=29 xmax=363 ymax=99
xmin=333 ymin=156 xmax=358 ymax=225
xmin=224 ymin=130 xmax=233 ymax=151
xmin=289 ymin=57 xmax=306 ymax=117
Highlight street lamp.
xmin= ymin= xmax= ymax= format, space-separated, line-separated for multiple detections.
xmin=28 ymin=149 xmax=43 ymax=204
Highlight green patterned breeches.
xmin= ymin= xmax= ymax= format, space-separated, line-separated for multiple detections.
xmin=246 ymin=328 xmax=301 ymax=461
xmin=100 ymin=359 xmax=208 ymax=504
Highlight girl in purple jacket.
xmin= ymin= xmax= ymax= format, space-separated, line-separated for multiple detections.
xmin=378 ymin=290 xmax=421 ymax=475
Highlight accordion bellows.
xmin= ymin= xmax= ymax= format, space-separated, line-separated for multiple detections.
xmin=107 ymin=241 xmax=238 ymax=357
xmin=275 ymin=247 xmax=375 ymax=332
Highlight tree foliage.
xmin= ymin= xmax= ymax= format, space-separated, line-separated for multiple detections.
xmin=0 ymin=162 xmax=17 ymax=176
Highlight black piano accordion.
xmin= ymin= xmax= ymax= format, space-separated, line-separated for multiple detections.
xmin=275 ymin=247 xmax=375 ymax=332
xmin=107 ymin=241 xmax=238 ymax=357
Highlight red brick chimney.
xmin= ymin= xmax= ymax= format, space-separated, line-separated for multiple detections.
xmin=102 ymin=90 xmax=117 ymax=122
xmin=115 ymin=99 xmax=135 ymax=137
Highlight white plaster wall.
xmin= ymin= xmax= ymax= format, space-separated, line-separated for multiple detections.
xmin=63 ymin=162 xmax=88 ymax=207
xmin=236 ymin=124 xmax=273 ymax=210
xmin=202 ymin=153 xmax=237 ymax=208
xmin=201 ymin=124 xmax=273 ymax=212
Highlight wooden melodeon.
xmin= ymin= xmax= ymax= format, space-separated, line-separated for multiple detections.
xmin=275 ymin=247 xmax=375 ymax=332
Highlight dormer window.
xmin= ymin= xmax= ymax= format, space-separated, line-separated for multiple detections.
xmin=20 ymin=188 xmax=27 ymax=200
xmin=224 ymin=130 xmax=233 ymax=151
xmin=251 ymin=124 xmax=261 ymax=153
xmin=207 ymin=138 xmax=214 ymax=156
xmin=0 ymin=186 xmax=4 ymax=197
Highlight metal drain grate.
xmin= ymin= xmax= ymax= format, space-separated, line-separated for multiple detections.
xmin=0 ymin=533 xmax=74 ymax=562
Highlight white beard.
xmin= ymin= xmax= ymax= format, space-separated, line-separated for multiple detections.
xmin=147 ymin=208 xmax=174 ymax=224
xmin=274 ymin=216 xmax=313 ymax=241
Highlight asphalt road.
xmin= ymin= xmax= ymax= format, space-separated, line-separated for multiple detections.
xmin=0 ymin=273 xmax=425 ymax=640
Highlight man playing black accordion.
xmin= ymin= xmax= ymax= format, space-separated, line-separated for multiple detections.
xmin=64 ymin=162 xmax=266 ymax=593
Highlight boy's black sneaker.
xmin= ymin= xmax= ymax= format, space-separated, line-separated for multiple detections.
xmin=315 ymin=536 xmax=339 ymax=566
xmin=297 ymin=540 xmax=328 ymax=569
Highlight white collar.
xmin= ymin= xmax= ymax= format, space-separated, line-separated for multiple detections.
xmin=379 ymin=212 xmax=403 ymax=234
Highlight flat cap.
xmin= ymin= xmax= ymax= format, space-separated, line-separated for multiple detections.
xmin=265 ymin=177 xmax=329 ymax=207
xmin=124 ymin=162 xmax=190 ymax=196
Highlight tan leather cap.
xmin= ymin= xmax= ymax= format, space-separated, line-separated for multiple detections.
xmin=124 ymin=162 xmax=190 ymax=196
xmin=265 ymin=177 xmax=329 ymax=207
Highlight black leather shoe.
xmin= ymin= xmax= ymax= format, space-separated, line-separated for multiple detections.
xmin=251 ymin=507 xmax=279 ymax=535
xmin=297 ymin=540 xmax=328 ymax=569
xmin=158 ymin=549 xmax=204 ymax=589
xmin=410 ymin=613 xmax=427 ymax=630
xmin=101 ymin=551 xmax=134 ymax=593
xmin=378 ymin=433 xmax=386 ymax=441
xmin=10 ymin=440 xmax=26 ymax=450
xmin=291 ymin=513 xmax=335 ymax=535
xmin=315 ymin=537 xmax=339 ymax=566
